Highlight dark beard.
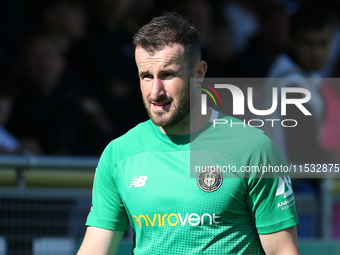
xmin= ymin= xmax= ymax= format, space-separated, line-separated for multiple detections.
xmin=143 ymin=78 xmax=191 ymax=127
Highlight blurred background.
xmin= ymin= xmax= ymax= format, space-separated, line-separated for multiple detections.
xmin=0 ymin=0 xmax=339 ymax=254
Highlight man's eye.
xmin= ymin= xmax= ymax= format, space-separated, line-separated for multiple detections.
xmin=142 ymin=74 xmax=153 ymax=80
xmin=161 ymin=73 xmax=175 ymax=79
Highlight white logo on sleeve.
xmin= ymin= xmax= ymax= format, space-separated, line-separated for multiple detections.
xmin=129 ymin=176 xmax=148 ymax=188
xmin=275 ymin=175 xmax=293 ymax=198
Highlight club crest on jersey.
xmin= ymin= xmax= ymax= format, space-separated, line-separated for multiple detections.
xmin=197 ymin=167 xmax=223 ymax=192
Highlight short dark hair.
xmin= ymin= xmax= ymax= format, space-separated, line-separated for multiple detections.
xmin=290 ymin=7 xmax=331 ymax=38
xmin=133 ymin=13 xmax=201 ymax=68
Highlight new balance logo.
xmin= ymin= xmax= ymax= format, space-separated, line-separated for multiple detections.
xmin=276 ymin=175 xmax=293 ymax=198
xmin=129 ymin=176 xmax=148 ymax=188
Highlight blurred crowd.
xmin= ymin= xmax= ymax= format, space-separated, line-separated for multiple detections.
xmin=0 ymin=0 xmax=339 ymax=165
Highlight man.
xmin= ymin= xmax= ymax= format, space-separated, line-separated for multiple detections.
xmin=77 ymin=13 xmax=300 ymax=254
xmin=263 ymin=7 xmax=332 ymax=165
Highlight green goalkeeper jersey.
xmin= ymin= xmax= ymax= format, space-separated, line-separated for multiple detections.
xmin=86 ymin=109 xmax=299 ymax=254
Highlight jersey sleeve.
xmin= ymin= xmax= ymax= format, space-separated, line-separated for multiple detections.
xmin=86 ymin=141 xmax=129 ymax=231
xmin=246 ymin=135 xmax=299 ymax=234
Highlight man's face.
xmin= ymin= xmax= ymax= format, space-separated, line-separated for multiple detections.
xmin=135 ymin=43 xmax=192 ymax=127
xmin=293 ymin=26 xmax=332 ymax=71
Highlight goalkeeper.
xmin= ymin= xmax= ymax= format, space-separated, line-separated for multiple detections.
xmin=77 ymin=12 xmax=300 ymax=255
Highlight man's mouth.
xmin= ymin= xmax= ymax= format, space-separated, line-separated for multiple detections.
xmin=152 ymin=101 xmax=172 ymax=111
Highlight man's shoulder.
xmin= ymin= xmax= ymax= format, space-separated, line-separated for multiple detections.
xmin=101 ymin=119 xmax=157 ymax=162
xmin=117 ymin=119 xmax=154 ymax=141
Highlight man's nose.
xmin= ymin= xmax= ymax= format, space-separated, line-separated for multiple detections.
xmin=150 ymin=78 xmax=165 ymax=99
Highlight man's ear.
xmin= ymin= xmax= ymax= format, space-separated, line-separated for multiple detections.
xmin=194 ymin=60 xmax=208 ymax=82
